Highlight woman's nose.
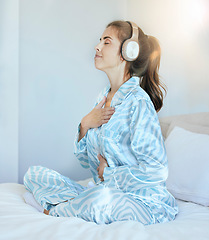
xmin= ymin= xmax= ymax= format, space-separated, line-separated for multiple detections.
xmin=94 ymin=43 xmax=101 ymax=52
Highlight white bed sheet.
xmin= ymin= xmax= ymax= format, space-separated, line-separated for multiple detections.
xmin=0 ymin=182 xmax=209 ymax=240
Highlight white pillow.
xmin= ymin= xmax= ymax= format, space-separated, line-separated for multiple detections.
xmin=165 ymin=126 xmax=209 ymax=206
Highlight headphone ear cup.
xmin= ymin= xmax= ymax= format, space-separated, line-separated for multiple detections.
xmin=121 ymin=39 xmax=140 ymax=62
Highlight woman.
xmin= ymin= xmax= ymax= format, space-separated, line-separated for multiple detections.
xmin=23 ymin=20 xmax=178 ymax=225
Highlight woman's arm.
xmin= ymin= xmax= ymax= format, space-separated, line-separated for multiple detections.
xmin=74 ymin=96 xmax=115 ymax=169
xmin=74 ymin=121 xmax=90 ymax=169
xmin=78 ymin=120 xmax=89 ymax=143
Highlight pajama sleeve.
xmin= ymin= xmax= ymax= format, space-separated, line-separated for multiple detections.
xmin=73 ymin=97 xmax=102 ymax=169
xmin=74 ymin=123 xmax=90 ymax=169
xmin=73 ymin=85 xmax=110 ymax=170
xmin=103 ymin=99 xmax=168 ymax=191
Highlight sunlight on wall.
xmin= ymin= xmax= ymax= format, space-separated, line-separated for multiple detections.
xmin=181 ymin=0 xmax=208 ymax=34
xmin=127 ymin=0 xmax=209 ymax=116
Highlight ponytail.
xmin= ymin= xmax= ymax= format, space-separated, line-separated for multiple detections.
xmin=106 ymin=20 xmax=167 ymax=112
xmin=140 ymin=36 xmax=167 ymax=112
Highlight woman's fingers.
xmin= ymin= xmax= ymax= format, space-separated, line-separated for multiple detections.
xmin=102 ymin=108 xmax=115 ymax=114
xmin=84 ymin=104 xmax=115 ymax=129
xmin=102 ymin=108 xmax=115 ymax=120
xmin=98 ymin=167 xmax=102 ymax=179
xmin=103 ymin=115 xmax=112 ymax=121
xmin=106 ymin=107 xmax=115 ymax=112
xmin=102 ymin=119 xmax=109 ymax=124
xmin=95 ymin=96 xmax=107 ymax=109
xmin=105 ymin=111 xmax=115 ymax=116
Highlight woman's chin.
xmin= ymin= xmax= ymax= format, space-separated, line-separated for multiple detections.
xmin=94 ymin=63 xmax=103 ymax=71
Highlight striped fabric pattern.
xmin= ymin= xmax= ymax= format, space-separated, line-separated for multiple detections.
xmin=74 ymin=76 xmax=178 ymax=223
xmin=24 ymin=76 xmax=178 ymax=224
xmin=24 ymin=166 xmax=155 ymax=225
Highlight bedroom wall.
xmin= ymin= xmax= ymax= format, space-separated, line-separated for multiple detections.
xmin=127 ymin=0 xmax=209 ymax=117
xmin=0 ymin=0 xmax=19 ymax=183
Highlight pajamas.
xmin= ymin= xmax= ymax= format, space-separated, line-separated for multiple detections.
xmin=24 ymin=166 xmax=155 ymax=225
xmin=24 ymin=76 xmax=178 ymax=224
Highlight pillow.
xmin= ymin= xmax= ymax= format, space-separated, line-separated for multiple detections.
xmin=166 ymin=120 xmax=209 ymax=139
xmin=159 ymin=121 xmax=170 ymax=140
xmin=165 ymin=126 xmax=209 ymax=206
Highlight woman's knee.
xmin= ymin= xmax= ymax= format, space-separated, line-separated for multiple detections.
xmin=88 ymin=186 xmax=155 ymax=225
xmin=23 ymin=166 xmax=32 ymax=183
xmin=23 ymin=166 xmax=43 ymax=188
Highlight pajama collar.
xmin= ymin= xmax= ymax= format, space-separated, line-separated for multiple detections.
xmin=99 ymin=76 xmax=140 ymax=107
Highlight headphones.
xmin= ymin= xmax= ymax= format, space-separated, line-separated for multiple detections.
xmin=121 ymin=21 xmax=140 ymax=62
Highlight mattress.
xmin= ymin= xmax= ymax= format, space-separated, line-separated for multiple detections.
xmin=0 ymin=181 xmax=209 ymax=240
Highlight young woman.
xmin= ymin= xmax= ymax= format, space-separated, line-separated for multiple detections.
xmin=23 ymin=20 xmax=178 ymax=225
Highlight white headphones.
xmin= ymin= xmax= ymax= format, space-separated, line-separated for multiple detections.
xmin=121 ymin=21 xmax=140 ymax=62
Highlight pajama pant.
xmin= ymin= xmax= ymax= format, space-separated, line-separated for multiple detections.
xmin=23 ymin=166 xmax=155 ymax=225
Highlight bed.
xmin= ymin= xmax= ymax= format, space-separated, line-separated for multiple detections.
xmin=0 ymin=112 xmax=209 ymax=240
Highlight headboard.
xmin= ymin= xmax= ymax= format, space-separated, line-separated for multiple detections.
xmin=159 ymin=112 xmax=209 ymax=139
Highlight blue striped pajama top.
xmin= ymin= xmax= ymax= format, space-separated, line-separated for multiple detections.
xmin=74 ymin=76 xmax=178 ymax=223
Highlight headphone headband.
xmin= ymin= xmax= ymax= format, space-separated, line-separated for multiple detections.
xmin=127 ymin=21 xmax=138 ymax=41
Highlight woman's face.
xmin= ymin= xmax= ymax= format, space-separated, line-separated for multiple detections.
xmin=94 ymin=26 xmax=123 ymax=73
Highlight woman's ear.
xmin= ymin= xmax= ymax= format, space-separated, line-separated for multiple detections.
xmin=120 ymin=55 xmax=124 ymax=62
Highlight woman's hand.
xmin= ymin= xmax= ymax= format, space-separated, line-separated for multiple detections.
xmin=81 ymin=96 xmax=115 ymax=129
xmin=97 ymin=154 xmax=109 ymax=182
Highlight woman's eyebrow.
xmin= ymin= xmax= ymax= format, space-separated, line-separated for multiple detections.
xmin=99 ymin=36 xmax=113 ymax=41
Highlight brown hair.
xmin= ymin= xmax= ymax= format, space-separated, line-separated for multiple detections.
xmin=106 ymin=20 xmax=167 ymax=112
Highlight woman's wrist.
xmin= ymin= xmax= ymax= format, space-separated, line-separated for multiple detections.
xmin=77 ymin=119 xmax=89 ymax=142
xmin=81 ymin=117 xmax=90 ymax=130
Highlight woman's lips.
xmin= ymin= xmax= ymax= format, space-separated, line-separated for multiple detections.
xmin=95 ymin=54 xmax=102 ymax=59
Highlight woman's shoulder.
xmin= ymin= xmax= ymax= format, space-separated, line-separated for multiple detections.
xmin=128 ymin=86 xmax=157 ymax=115
xmin=130 ymin=85 xmax=152 ymax=104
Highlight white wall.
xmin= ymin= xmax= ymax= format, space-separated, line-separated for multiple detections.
xmin=127 ymin=0 xmax=209 ymax=117
xmin=0 ymin=0 xmax=19 ymax=183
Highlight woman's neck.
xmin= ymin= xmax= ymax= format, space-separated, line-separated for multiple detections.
xmin=106 ymin=70 xmax=130 ymax=95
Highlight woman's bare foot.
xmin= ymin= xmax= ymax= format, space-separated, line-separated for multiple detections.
xmin=44 ymin=209 xmax=50 ymax=215
xmin=43 ymin=199 xmax=73 ymax=215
